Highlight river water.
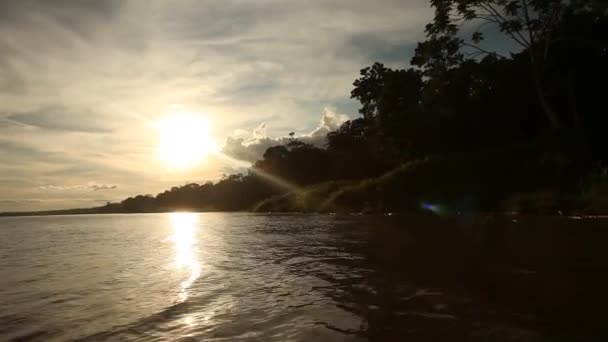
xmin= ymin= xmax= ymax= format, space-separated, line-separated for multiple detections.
xmin=0 ymin=213 xmax=606 ymax=341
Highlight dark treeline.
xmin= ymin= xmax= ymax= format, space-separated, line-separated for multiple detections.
xmin=20 ymin=0 xmax=607 ymax=216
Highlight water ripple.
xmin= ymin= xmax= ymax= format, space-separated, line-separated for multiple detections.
xmin=1 ymin=213 xmax=607 ymax=341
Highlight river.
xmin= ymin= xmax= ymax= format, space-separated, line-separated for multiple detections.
xmin=0 ymin=213 xmax=606 ymax=341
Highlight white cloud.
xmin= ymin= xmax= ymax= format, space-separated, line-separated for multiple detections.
xmin=307 ymin=107 xmax=351 ymax=139
xmin=222 ymin=107 xmax=351 ymax=163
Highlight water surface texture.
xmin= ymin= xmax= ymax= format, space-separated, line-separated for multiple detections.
xmin=1 ymin=213 xmax=606 ymax=341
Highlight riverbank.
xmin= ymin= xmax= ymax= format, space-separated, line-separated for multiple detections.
xmin=3 ymin=138 xmax=607 ymax=217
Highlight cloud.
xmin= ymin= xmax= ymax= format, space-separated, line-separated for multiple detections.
xmin=89 ymin=183 xmax=119 ymax=191
xmin=222 ymin=107 xmax=351 ymax=163
xmin=308 ymin=107 xmax=351 ymax=140
xmin=0 ymin=199 xmax=44 ymax=204
xmin=3 ymin=107 xmax=114 ymax=133
xmin=39 ymin=182 xmax=118 ymax=191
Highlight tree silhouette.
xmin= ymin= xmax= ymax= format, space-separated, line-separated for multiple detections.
xmin=412 ymin=0 xmax=607 ymax=129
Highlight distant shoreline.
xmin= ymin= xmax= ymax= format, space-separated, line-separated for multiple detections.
xmin=2 ymin=208 xmax=606 ymax=219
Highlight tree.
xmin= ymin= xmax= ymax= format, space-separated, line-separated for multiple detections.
xmin=351 ymin=63 xmax=424 ymax=161
xmin=413 ymin=0 xmax=606 ymax=129
xmin=253 ymin=140 xmax=331 ymax=186
xmin=327 ymin=118 xmax=393 ymax=179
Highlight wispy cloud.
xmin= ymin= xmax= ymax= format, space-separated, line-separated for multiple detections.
xmin=38 ymin=182 xmax=118 ymax=192
xmin=3 ymin=108 xmax=115 ymax=133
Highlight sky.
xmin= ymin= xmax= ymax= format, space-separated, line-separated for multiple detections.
xmin=0 ymin=0 xmax=436 ymax=211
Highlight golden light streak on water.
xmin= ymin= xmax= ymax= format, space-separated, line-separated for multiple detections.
xmin=169 ymin=212 xmax=201 ymax=302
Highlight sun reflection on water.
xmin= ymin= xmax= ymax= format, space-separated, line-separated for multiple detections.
xmin=169 ymin=212 xmax=201 ymax=302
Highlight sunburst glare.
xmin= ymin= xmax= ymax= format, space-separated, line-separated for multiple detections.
xmin=157 ymin=112 xmax=218 ymax=169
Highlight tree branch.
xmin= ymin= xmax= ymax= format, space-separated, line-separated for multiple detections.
xmin=481 ymin=3 xmax=530 ymax=47
xmin=521 ymin=0 xmax=537 ymax=46
xmin=542 ymin=4 xmax=564 ymax=63
xmin=462 ymin=42 xmax=507 ymax=58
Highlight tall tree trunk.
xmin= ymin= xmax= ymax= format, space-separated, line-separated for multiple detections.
xmin=528 ymin=40 xmax=561 ymax=130
xmin=568 ymin=70 xmax=581 ymax=129
xmin=532 ymin=67 xmax=561 ymax=129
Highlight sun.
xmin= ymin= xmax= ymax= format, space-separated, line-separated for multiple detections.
xmin=157 ymin=112 xmax=217 ymax=168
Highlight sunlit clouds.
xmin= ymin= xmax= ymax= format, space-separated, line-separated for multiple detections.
xmin=222 ymin=107 xmax=350 ymax=163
